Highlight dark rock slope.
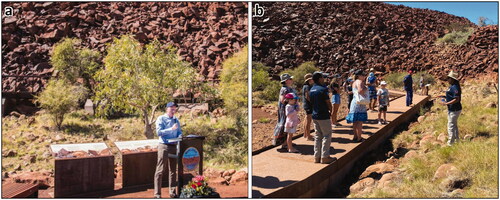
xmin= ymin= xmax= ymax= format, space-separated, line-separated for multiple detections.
xmin=253 ymin=2 xmax=497 ymax=80
xmin=2 ymin=2 xmax=248 ymax=93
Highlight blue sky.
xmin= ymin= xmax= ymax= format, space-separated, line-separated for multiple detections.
xmin=386 ymin=2 xmax=498 ymax=25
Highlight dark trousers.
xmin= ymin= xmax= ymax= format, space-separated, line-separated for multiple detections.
xmin=154 ymin=143 xmax=177 ymax=197
xmin=406 ymin=90 xmax=413 ymax=106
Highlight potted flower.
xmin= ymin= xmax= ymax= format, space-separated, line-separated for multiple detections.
xmin=179 ymin=175 xmax=220 ymax=198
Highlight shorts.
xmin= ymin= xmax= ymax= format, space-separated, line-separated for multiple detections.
xmin=284 ymin=126 xmax=297 ymax=133
xmin=331 ymin=94 xmax=341 ymax=104
xmin=304 ymin=107 xmax=312 ymax=115
xmin=379 ymin=105 xmax=387 ymax=112
xmin=370 ymin=92 xmax=377 ymax=100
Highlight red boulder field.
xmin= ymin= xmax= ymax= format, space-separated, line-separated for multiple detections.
xmin=252 ymin=2 xmax=498 ymax=80
xmin=2 ymin=2 xmax=248 ymax=93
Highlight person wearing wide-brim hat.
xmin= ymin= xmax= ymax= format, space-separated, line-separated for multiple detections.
xmin=439 ymin=70 xmax=462 ymax=146
xmin=273 ymin=73 xmax=298 ymax=147
xmin=301 ymin=73 xmax=314 ymax=141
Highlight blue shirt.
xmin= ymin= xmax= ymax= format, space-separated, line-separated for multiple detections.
xmin=446 ymin=84 xmax=462 ymax=112
xmin=155 ymin=114 xmax=182 ymax=144
xmin=309 ymin=84 xmax=330 ymax=120
xmin=302 ymin=84 xmax=311 ymax=109
xmin=403 ymin=75 xmax=413 ymax=91
xmin=368 ymin=75 xmax=376 ymax=84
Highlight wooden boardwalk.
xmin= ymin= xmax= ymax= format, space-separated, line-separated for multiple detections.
xmin=252 ymin=90 xmax=429 ymax=197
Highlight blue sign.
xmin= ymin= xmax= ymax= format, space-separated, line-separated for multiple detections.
xmin=182 ymin=147 xmax=200 ymax=172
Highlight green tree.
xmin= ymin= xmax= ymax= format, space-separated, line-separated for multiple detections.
xmin=220 ymin=46 xmax=248 ymax=117
xmin=50 ymin=38 xmax=100 ymax=91
xmin=35 ymin=79 xmax=88 ymax=130
xmin=218 ymin=46 xmax=248 ymax=166
xmin=94 ymin=35 xmax=196 ymax=139
xmin=252 ymin=62 xmax=271 ymax=91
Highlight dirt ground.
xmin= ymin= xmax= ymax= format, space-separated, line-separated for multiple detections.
xmin=36 ymin=178 xmax=247 ymax=198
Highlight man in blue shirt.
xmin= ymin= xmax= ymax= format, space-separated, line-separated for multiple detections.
xmin=310 ymin=72 xmax=337 ymax=164
xmin=403 ymin=70 xmax=413 ymax=107
xmin=154 ymin=102 xmax=182 ymax=198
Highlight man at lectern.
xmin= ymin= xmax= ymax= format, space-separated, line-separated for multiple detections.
xmin=154 ymin=102 xmax=182 ymax=198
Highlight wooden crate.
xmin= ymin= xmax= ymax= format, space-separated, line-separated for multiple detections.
xmin=54 ymin=155 xmax=114 ymax=197
xmin=50 ymin=142 xmax=114 ymax=197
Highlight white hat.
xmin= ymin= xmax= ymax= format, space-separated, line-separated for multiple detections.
xmin=447 ymin=71 xmax=459 ymax=81
xmin=380 ymin=81 xmax=387 ymax=85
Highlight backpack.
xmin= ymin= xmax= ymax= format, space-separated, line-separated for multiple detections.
xmin=368 ymin=76 xmax=376 ymax=84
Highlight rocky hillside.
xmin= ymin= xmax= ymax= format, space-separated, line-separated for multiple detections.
xmin=253 ymin=2 xmax=498 ymax=80
xmin=347 ymin=81 xmax=498 ymax=198
xmin=2 ymin=2 xmax=247 ymax=93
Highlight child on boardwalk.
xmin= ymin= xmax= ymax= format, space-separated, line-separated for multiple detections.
xmin=284 ymin=93 xmax=300 ymax=153
xmin=377 ymin=81 xmax=390 ymax=125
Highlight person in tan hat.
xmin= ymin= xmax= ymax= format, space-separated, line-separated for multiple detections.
xmin=301 ymin=73 xmax=314 ymax=141
xmin=439 ymin=70 xmax=462 ymax=146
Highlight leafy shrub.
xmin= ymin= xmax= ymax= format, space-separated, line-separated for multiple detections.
xmin=260 ymin=80 xmax=281 ymax=102
xmin=181 ymin=115 xmax=247 ymax=169
xmin=252 ymin=62 xmax=281 ymax=105
xmin=51 ymin=38 xmax=100 ymax=90
xmin=437 ymin=27 xmax=474 ymax=45
xmin=445 ymin=23 xmax=471 ymax=32
xmin=384 ymin=72 xmax=406 ymax=89
xmin=383 ymin=71 xmax=435 ymax=90
xmin=220 ymin=46 xmax=248 ymax=116
xmin=34 ymin=79 xmax=88 ymax=130
xmin=252 ymin=62 xmax=271 ymax=91
xmin=214 ymin=46 xmax=248 ymax=168
xmin=282 ymin=61 xmax=319 ymax=90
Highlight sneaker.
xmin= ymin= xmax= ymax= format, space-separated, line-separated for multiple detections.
xmin=384 ymin=120 xmax=388 ymax=124
xmin=378 ymin=121 xmax=382 ymax=125
xmin=314 ymin=157 xmax=321 ymax=163
xmin=321 ymin=157 xmax=337 ymax=164
xmin=288 ymin=149 xmax=300 ymax=153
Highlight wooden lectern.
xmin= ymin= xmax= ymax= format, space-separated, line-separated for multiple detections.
xmin=167 ymin=135 xmax=206 ymax=194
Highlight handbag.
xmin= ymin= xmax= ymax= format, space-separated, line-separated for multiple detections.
xmin=356 ymin=90 xmax=370 ymax=105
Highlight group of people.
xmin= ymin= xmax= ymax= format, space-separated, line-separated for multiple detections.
xmin=148 ymin=69 xmax=463 ymax=197
xmin=273 ymin=68 xmax=463 ymax=164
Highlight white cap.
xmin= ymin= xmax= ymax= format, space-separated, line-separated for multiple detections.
xmin=380 ymin=81 xmax=387 ymax=85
